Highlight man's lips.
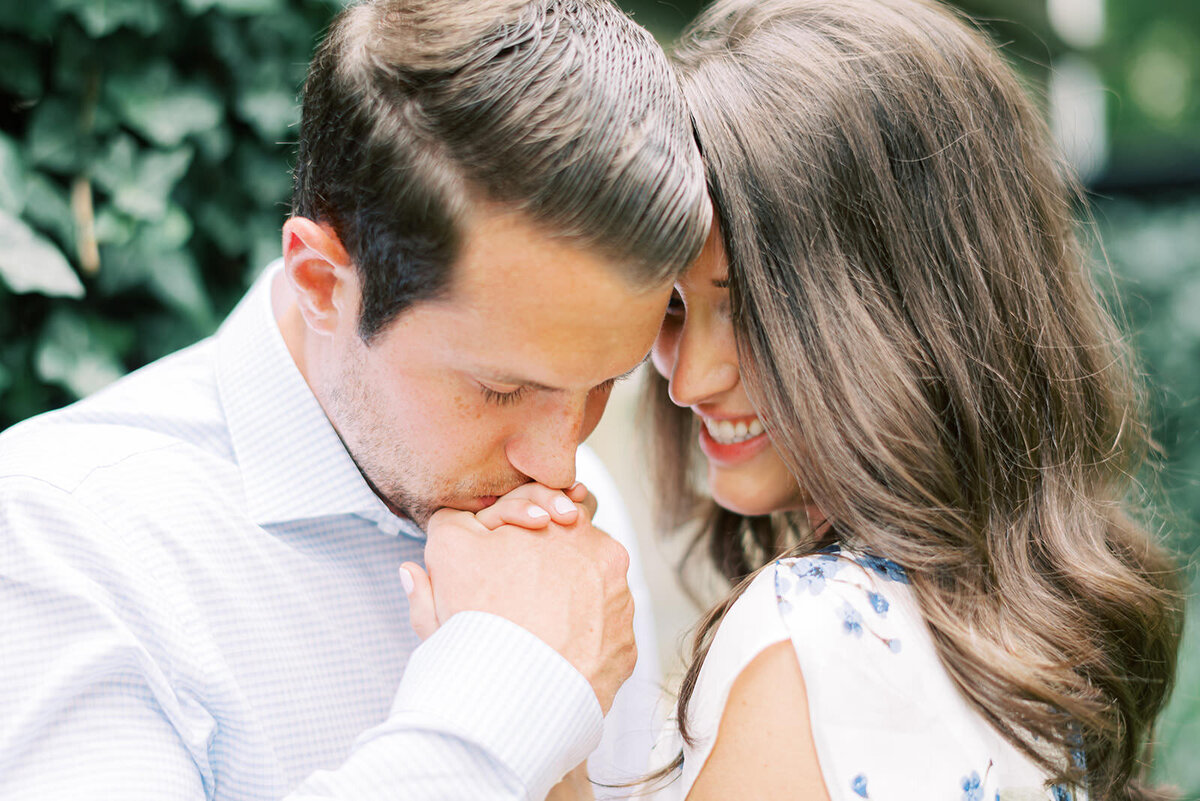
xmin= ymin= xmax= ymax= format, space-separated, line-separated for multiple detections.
xmin=441 ymin=495 xmax=500 ymax=513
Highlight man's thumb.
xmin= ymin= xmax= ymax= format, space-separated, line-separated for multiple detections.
xmin=399 ymin=562 xmax=439 ymax=640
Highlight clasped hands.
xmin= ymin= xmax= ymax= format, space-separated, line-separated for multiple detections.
xmin=401 ymin=482 xmax=637 ymax=715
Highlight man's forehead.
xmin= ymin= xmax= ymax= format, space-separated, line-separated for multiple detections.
xmin=443 ymin=204 xmax=633 ymax=291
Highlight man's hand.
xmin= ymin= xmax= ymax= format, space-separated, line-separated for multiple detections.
xmin=399 ymin=486 xmax=634 ymax=714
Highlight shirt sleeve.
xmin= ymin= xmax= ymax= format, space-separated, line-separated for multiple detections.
xmin=0 ymin=477 xmax=216 ymax=800
xmin=1 ymin=477 xmax=603 ymax=801
xmin=292 ymin=612 xmax=603 ymax=801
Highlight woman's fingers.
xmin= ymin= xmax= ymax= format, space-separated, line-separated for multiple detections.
xmin=475 ymin=483 xmax=580 ymax=529
xmin=567 ymin=481 xmax=597 ymax=520
xmin=400 ymin=562 xmax=439 ymax=640
xmin=474 ymin=497 xmax=555 ymax=530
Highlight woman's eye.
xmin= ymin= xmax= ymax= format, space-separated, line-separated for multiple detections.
xmin=479 ymin=384 xmax=527 ymax=406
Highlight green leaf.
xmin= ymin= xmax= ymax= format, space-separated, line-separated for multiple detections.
xmin=195 ymin=199 xmax=249 ymax=256
xmin=106 ymin=64 xmax=223 ymax=148
xmin=94 ymin=205 xmax=207 ymax=320
xmin=236 ymin=85 xmax=299 ymax=141
xmin=55 ymin=0 xmax=164 ymax=37
xmin=0 ymin=210 xmax=84 ymax=298
xmin=26 ymin=98 xmax=83 ymax=174
xmin=0 ymin=2 xmax=58 ymax=38
xmin=34 ymin=311 xmax=125 ymax=399
xmin=233 ymin=140 xmax=293 ymax=202
xmin=148 ymin=249 xmax=215 ymax=329
xmin=0 ymin=39 xmax=44 ymax=98
xmin=192 ymin=123 xmax=234 ymax=163
xmin=22 ymin=172 xmax=75 ymax=251
xmin=0 ymin=133 xmax=26 ymax=215
xmin=93 ymin=205 xmax=137 ymax=248
xmin=119 ymin=147 xmax=194 ymax=221
xmin=92 ymin=135 xmax=194 ymax=221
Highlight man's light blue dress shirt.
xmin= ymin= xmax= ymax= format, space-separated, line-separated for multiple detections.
xmin=0 ymin=264 xmax=660 ymax=800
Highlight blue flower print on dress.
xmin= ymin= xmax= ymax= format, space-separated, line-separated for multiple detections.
xmin=790 ymin=554 xmax=842 ymax=595
xmin=851 ymin=774 xmax=869 ymax=798
xmin=867 ymin=591 xmax=890 ymax=616
xmin=858 ymin=553 xmax=909 ymax=584
xmin=1050 ymin=784 xmax=1074 ymax=801
xmin=841 ymin=602 xmax=865 ymax=637
xmin=961 ymin=771 xmax=983 ymax=801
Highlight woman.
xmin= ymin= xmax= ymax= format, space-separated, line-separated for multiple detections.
xmin=636 ymin=0 xmax=1182 ymax=799
xmin=419 ymin=0 xmax=1183 ymax=798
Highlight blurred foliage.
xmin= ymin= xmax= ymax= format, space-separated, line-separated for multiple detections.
xmin=1097 ymin=196 xmax=1200 ymax=559
xmin=0 ymin=0 xmax=1197 ymax=796
xmin=1095 ymin=196 xmax=1200 ymax=799
xmin=1105 ymin=0 xmax=1200 ymax=184
xmin=0 ymin=0 xmax=340 ymax=426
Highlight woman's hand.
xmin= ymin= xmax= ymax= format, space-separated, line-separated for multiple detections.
xmin=473 ymin=481 xmax=597 ymax=531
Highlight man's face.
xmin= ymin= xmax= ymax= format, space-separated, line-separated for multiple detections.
xmin=321 ymin=206 xmax=673 ymax=527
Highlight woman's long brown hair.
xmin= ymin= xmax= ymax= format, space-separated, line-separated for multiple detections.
xmin=645 ymin=1 xmax=1184 ymax=798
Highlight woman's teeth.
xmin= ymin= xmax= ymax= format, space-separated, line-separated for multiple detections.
xmin=703 ymin=417 xmax=765 ymax=444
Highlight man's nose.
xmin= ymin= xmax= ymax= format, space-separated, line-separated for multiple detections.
xmin=504 ymin=395 xmax=588 ymax=489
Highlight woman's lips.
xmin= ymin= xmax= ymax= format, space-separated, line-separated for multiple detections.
xmin=697 ymin=416 xmax=771 ymax=466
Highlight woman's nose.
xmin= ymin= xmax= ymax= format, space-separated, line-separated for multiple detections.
xmin=665 ymin=319 xmax=740 ymax=408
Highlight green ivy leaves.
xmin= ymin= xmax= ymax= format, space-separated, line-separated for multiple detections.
xmin=92 ymin=135 xmax=194 ymax=221
xmin=0 ymin=0 xmax=335 ymax=418
xmin=0 ymin=211 xmax=84 ymax=298
xmin=106 ymin=65 xmax=223 ymax=149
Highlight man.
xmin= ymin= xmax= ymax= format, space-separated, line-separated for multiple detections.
xmin=0 ymin=1 xmax=710 ymax=798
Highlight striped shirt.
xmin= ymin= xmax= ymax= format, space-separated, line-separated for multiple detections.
xmin=0 ymin=263 xmax=660 ymax=800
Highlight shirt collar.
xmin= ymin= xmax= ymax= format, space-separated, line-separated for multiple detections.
xmin=215 ymin=260 xmax=424 ymax=540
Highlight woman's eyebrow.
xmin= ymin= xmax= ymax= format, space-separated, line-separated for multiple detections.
xmin=713 ymin=277 xmax=730 ymax=289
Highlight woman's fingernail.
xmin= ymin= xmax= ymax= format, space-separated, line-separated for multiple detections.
xmin=398 ymin=567 xmax=414 ymax=595
xmin=528 ymin=505 xmax=549 ymax=519
xmin=554 ymin=496 xmax=575 ymax=515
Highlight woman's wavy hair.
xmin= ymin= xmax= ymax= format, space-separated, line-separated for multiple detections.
xmin=645 ymin=1 xmax=1184 ymax=798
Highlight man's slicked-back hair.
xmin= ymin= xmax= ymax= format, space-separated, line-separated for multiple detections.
xmin=292 ymin=0 xmax=711 ymax=341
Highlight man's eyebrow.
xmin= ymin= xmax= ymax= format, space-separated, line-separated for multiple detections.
xmin=485 ymin=353 xmax=651 ymax=392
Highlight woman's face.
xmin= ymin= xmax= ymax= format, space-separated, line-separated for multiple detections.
xmin=652 ymin=230 xmax=807 ymax=517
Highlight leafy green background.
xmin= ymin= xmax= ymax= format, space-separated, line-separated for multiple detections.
xmin=0 ymin=0 xmax=1196 ymax=795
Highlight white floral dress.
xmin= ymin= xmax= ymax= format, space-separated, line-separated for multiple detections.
xmin=647 ymin=550 xmax=1086 ymax=801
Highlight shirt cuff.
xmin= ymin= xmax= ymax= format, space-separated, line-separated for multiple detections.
xmin=390 ymin=611 xmax=604 ymax=799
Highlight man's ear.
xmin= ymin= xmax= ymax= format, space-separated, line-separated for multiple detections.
xmin=282 ymin=217 xmax=356 ymax=336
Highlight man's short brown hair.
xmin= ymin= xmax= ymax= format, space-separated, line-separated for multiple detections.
xmin=292 ymin=0 xmax=711 ymax=340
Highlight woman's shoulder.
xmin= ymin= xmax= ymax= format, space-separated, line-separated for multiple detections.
xmin=694 ymin=549 xmax=921 ymax=717
xmin=675 ymin=549 xmax=1067 ymax=800
xmin=771 ymin=550 xmax=917 ymax=661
